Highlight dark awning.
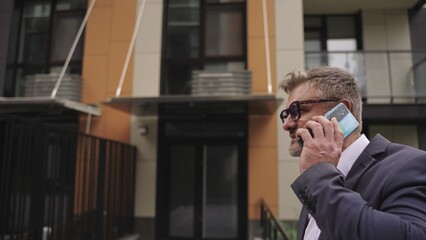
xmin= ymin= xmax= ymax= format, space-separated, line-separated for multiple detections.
xmin=0 ymin=97 xmax=101 ymax=116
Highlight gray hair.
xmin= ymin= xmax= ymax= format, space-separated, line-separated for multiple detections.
xmin=280 ymin=66 xmax=363 ymax=130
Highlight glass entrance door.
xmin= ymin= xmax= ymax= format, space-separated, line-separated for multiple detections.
xmin=159 ymin=140 xmax=245 ymax=240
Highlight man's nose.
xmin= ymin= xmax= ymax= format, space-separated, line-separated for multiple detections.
xmin=282 ymin=116 xmax=296 ymax=131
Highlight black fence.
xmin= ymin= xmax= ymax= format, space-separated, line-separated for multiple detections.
xmin=260 ymin=199 xmax=290 ymax=240
xmin=0 ymin=116 xmax=136 ymax=240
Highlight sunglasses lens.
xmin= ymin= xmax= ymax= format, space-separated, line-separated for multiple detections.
xmin=289 ymin=103 xmax=299 ymax=120
xmin=280 ymin=110 xmax=288 ymax=122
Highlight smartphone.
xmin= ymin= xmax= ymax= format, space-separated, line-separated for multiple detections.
xmin=298 ymin=103 xmax=359 ymax=147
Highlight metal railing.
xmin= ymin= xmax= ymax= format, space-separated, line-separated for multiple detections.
xmin=260 ymin=199 xmax=290 ymax=240
xmin=305 ymin=51 xmax=426 ymax=103
xmin=0 ymin=116 xmax=136 ymax=240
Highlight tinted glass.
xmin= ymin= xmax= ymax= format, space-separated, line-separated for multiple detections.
xmin=167 ymin=0 xmax=199 ymax=58
xmin=51 ymin=12 xmax=84 ymax=62
xmin=56 ymin=0 xmax=86 ymax=10
xmin=163 ymin=63 xmax=197 ymax=94
xmin=205 ymin=6 xmax=243 ymax=57
xmin=206 ymin=0 xmax=244 ymax=3
xmin=167 ymin=26 xmax=199 ymax=58
xmin=19 ymin=2 xmax=50 ymax=64
xmin=204 ymin=145 xmax=238 ymax=238
xmin=169 ymin=145 xmax=195 ymax=237
xmin=327 ymin=16 xmax=356 ymax=39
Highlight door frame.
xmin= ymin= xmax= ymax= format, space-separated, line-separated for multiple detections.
xmin=155 ymin=118 xmax=248 ymax=240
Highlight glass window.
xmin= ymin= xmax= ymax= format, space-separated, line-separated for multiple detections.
xmin=304 ymin=14 xmax=364 ymax=92
xmin=167 ymin=0 xmax=199 ymax=58
xmin=163 ymin=63 xmax=198 ymax=94
xmin=204 ymin=145 xmax=238 ymax=238
xmin=168 ymin=0 xmax=199 ymax=23
xmin=304 ymin=15 xmax=359 ymax=52
xmin=162 ymin=0 xmax=246 ymax=95
xmin=165 ymin=121 xmax=246 ymax=137
xmin=56 ymin=0 xmax=86 ymax=10
xmin=169 ymin=145 xmax=195 ymax=237
xmin=167 ymin=26 xmax=199 ymax=58
xmin=326 ymin=16 xmax=356 ymax=39
xmin=5 ymin=0 xmax=86 ymax=97
xmin=206 ymin=0 xmax=244 ymax=3
xmin=304 ymin=31 xmax=321 ymax=52
xmin=304 ymin=16 xmax=322 ymax=28
xmin=205 ymin=6 xmax=243 ymax=57
xmin=19 ymin=2 xmax=50 ymax=64
xmin=51 ymin=12 xmax=84 ymax=62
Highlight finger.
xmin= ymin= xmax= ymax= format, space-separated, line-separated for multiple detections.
xmin=296 ymin=128 xmax=313 ymax=142
xmin=312 ymin=115 xmax=335 ymax=140
xmin=304 ymin=119 xmax=324 ymax=139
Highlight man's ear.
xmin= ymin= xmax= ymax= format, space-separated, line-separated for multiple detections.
xmin=339 ymin=99 xmax=352 ymax=111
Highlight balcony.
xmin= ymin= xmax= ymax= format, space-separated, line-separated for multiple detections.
xmin=306 ymin=51 xmax=426 ymax=103
xmin=305 ymin=51 xmax=426 ymax=122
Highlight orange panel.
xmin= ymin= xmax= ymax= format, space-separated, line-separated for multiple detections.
xmin=107 ymin=42 xmax=134 ymax=96
xmin=81 ymin=55 xmax=108 ymax=104
xmin=248 ymin=37 xmax=276 ymax=94
xmin=249 ymin=114 xmax=277 ymax=148
xmin=79 ymin=115 xmax=105 ymax=137
xmin=248 ymin=146 xmax=278 ymax=219
xmin=247 ymin=0 xmax=276 ymax=38
xmin=81 ymin=0 xmax=134 ymax=139
xmin=102 ymin=105 xmax=131 ymax=143
xmin=111 ymin=0 xmax=137 ymax=42
xmin=84 ymin=6 xmax=112 ymax=55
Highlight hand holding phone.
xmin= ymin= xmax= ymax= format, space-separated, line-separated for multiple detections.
xmin=298 ymin=103 xmax=359 ymax=147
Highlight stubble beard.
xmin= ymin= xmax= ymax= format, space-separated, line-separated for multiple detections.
xmin=289 ymin=140 xmax=302 ymax=157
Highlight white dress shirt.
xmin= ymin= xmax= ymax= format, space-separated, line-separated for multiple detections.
xmin=303 ymin=134 xmax=370 ymax=240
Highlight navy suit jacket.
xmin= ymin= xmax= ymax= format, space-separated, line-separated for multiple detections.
xmin=291 ymin=134 xmax=426 ymax=240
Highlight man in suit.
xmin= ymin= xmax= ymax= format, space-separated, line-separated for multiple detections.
xmin=279 ymin=66 xmax=426 ymax=240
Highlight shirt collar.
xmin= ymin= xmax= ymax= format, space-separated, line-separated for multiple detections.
xmin=337 ymin=134 xmax=370 ymax=177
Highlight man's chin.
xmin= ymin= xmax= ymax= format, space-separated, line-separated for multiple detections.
xmin=289 ymin=143 xmax=301 ymax=157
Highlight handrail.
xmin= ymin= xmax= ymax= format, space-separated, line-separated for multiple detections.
xmin=260 ymin=199 xmax=291 ymax=240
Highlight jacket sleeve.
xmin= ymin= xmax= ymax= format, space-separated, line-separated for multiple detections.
xmin=291 ymin=160 xmax=426 ymax=240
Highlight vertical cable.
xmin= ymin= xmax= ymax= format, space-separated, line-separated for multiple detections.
xmin=85 ymin=107 xmax=92 ymax=134
xmin=262 ymin=0 xmax=273 ymax=94
xmin=51 ymin=0 xmax=97 ymax=98
xmin=115 ymin=0 xmax=147 ymax=97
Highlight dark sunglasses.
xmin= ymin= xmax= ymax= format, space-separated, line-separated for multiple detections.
xmin=280 ymin=98 xmax=339 ymax=122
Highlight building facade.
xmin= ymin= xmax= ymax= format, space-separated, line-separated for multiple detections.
xmin=1 ymin=0 xmax=425 ymax=239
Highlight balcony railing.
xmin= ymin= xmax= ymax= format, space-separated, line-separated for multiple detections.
xmin=305 ymin=51 xmax=426 ymax=104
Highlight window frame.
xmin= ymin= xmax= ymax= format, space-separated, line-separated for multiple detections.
xmin=4 ymin=0 xmax=86 ymax=97
xmin=304 ymin=13 xmax=363 ymax=52
xmin=160 ymin=0 xmax=247 ymax=95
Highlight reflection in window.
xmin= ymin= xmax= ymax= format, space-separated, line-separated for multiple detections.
xmin=304 ymin=14 xmax=364 ymax=95
xmin=51 ymin=12 xmax=84 ymax=62
xmin=204 ymin=145 xmax=238 ymax=238
xmin=5 ymin=0 xmax=86 ymax=97
xmin=205 ymin=6 xmax=243 ymax=57
xmin=169 ymin=145 xmax=195 ymax=237
xmin=162 ymin=0 xmax=246 ymax=95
